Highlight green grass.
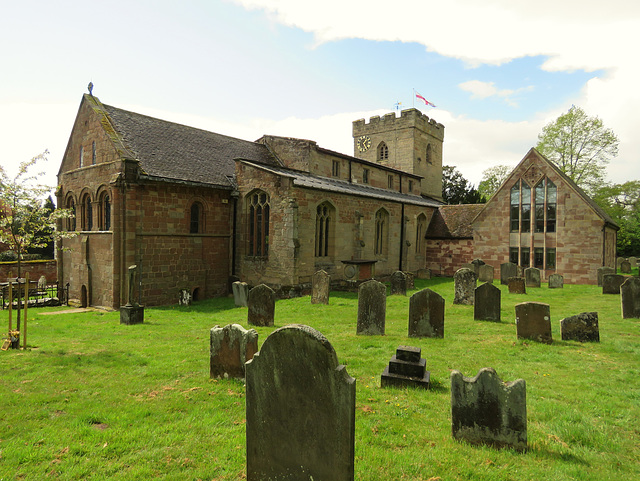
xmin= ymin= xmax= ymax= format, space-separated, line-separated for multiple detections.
xmin=1 ymin=278 xmax=639 ymax=480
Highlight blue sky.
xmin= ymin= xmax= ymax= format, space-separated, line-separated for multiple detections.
xmin=1 ymin=0 xmax=638 ymax=192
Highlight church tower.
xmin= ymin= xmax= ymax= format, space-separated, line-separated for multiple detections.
xmin=352 ymin=108 xmax=444 ymax=200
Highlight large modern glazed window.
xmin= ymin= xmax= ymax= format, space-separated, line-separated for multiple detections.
xmin=510 ymin=180 xmax=532 ymax=232
xmin=247 ymin=191 xmax=270 ymax=256
xmin=535 ymin=178 xmax=557 ymax=233
xmin=374 ymin=208 xmax=389 ymax=256
xmin=315 ymin=202 xmax=334 ymax=257
xmin=377 ymin=142 xmax=389 ymax=161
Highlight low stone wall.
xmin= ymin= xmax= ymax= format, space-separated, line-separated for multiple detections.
xmin=0 ymin=260 xmax=57 ymax=283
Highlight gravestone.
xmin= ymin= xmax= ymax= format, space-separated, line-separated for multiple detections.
xmin=515 ymin=302 xmax=552 ymax=344
xmin=461 ymin=263 xmax=475 ymax=273
xmin=408 ymin=288 xmax=445 ymax=338
xmin=404 ymin=271 xmax=415 ymax=290
xmin=548 ymin=273 xmax=564 ymax=289
xmin=416 ymin=268 xmax=431 ymax=280
xmin=524 ymin=268 xmax=541 ymax=288
xmin=247 ymin=284 xmax=275 ymax=327
xmin=178 ymin=289 xmax=192 ymax=306
xmin=616 ymin=257 xmax=625 ymax=270
xmin=620 ymin=260 xmax=632 ymax=274
xmin=120 ymin=265 xmax=144 ymax=325
xmin=38 ymin=275 xmax=47 ymax=290
xmin=621 ymin=276 xmax=640 ymax=319
xmin=210 ymin=324 xmax=258 ymax=378
xmin=311 ymin=270 xmax=330 ymax=305
xmin=478 ymin=264 xmax=494 ymax=283
xmin=390 ymin=271 xmax=407 ymax=296
xmin=597 ymin=267 xmax=615 ymax=287
xmin=474 ymin=283 xmax=501 ymax=322
xmin=629 ymin=256 xmax=638 ymax=268
xmin=602 ymin=274 xmax=625 ymax=294
xmin=508 ymin=277 xmax=526 ymax=294
xmin=381 ymin=346 xmax=430 ymax=389
xmin=500 ymin=262 xmax=518 ymax=285
xmin=471 ymin=259 xmax=486 ymax=276
xmin=560 ymin=312 xmax=600 ymax=342
xmin=232 ymin=281 xmax=249 ymax=307
xmin=246 ymin=324 xmax=355 ymax=481
xmin=454 ymin=268 xmax=477 ymax=305
xmin=451 ymin=367 xmax=527 ymax=451
xmin=357 ymin=279 xmax=386 ymax=335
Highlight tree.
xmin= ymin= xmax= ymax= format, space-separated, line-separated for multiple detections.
xmin=536 ymin=105 xmax=619 ymax=194
xmin=0 ymin=151 xmax=75 ymax=345
xmin=442 ymin=165 xmax=485 ymax=204
xmin=592 ymin=181 xmax=640 ymax=256
xmin=478 ymin=165 xmax=511 ymax=200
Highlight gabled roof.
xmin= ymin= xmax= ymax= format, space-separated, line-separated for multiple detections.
xmin=426 ymin=204 xmax=485 ymax=239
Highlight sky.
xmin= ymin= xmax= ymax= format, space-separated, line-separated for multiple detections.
xmin=1 ymin=0 xmax=639 ymax=196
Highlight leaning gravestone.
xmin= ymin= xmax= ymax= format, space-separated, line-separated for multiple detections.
xmin=500 ymin=262 xmax=518 ymax=285
xmin=478 ymin=264 xmax=494 ymax=283
xmin=390 ymin=271 xmax=407 ymax=296
xmin=451 ymin=367 xmax=527 ymax=451
xmin=474 ymin=283 xmax=501 ymax=322
xmin=515 ymin=302 xmax=552 ymax=344
xmin=247 ymin=284 xmax=275 ymax=327
xmin=560 ymin=312 xmax=600 ymax=342
xmin=232 ymin=281 xmax=249 ymax=307
xmin=621 ymin=276 xmax=640 ymax=319
xmin=408 ymin=288 xmax=445 ymax=338
xmin=246 ymin=325 xmax=355 ymax=481
xmin=416 ymin=268 xmax=431 ymax=280
xmin=548 ymin=273 xmax=564 ymax=289
xmin=620 ymin=260 xmax=632 ymax=274
xmin=524 ymin=267 xmax=541 ymax=288
xmin=210 ymin=324 xmax=258 ymax=378
xmin=311 ymin=270 xmax=330 ymax=305
xmin=454 ymin=268 xmax=477 ymax=305
xmin=508 ymin=277 xmax=526 ymax=294
xmin=597 ymin=267 xmax=615 ymax=287
xmin=602 ymin=274 xmax=625 ymax=294
xmin=357 ymin=279 xmax=386 ymax=335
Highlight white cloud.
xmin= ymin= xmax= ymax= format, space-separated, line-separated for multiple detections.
xmin=458 ymin=80 xmax=533 ymax=107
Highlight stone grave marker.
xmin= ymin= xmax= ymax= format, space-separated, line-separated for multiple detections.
xmin=461 ymin=263 xmax=476 ymax=273
xmin=474 ymin=283 xmax=501 ymax=322
xmin=560 ymin=312 xmax=600 ymax=342
xmin=210 ymin=324 xmax=258 ymax=378
xmin=245 ymin=324 xmax=355 ymax=481
xmin=500 ymin=262 xmax=518 ymax=285
xmin=390 ymin=271 xmax=407 ymax=296
xmin=178 ymin=289 xmax=192 ymax=306
xmin=120 ymin=265 xmax=144 ymax=325
xmin=616 ymin=257 xmax=625 ymax=270
xmin=629 ymin=256 xmax=638 ymax=268
xmin=602 ymin=274 xmax=625 ymax=294
xmin=247 ymin=284 xmax=275 ymax=327
xmin=311 ymin=270 xmax=330 ymax=305
xmin=381 ymin=346 xmax=430 ymax=389
xmin=524 ymin=267 xmax=541 ymax=288
xmin=357 ymin=279 xmax=386 ymax=335
xmin=621 ymin=276 xmax=640 ymax=319
xmin=548 ymin=273 xmax=564 ymax=289
xmin=508 ymin=277 xmax=526 ymax=294
xmin=621 ymin=260 xmax=632 ymax=274
xmin=515 ymin=301 xmax=552 ymax=344
xmin=416 ymin=268 xmax=431 ymax=280
xmin=454 ymin=268 xmax=477 ymax=305
xmin=451 ymin=367 xmax=527 ymax=451
xmin=404 ymin=271 xmax=415 ymax=290
xmin=471 ymin=259 xmax=486 ymax=276
xmin=597 ymin=267 xmax=615 ymax=287
xmin=408 ymin=288 xmax=445 ymax=338
xmin=478 ymin=264 xmax=494 ymax=283
xmin=232 ymin=281 xmax=249 ymax=307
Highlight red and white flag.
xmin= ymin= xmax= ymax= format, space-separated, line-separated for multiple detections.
xmin=415 ymin=91 xmax=436 ymax=108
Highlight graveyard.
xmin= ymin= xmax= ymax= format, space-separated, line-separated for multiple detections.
xmin=1 ymin=277 xmax=639 ymax=480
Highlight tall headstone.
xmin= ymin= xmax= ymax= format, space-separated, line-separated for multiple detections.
xmin=602 ymin=274 xmax=625 ymax=294
xmin=210 ymin=324 xmax=258 ymax=378
xmin=548 ymin=273 xmax=564 ymax=289
xmin=500 ymin=262 xmax=518 ymax=285
xmin=474 ymin=283 xmax=501 ymax=322
xmin=416 ymin=268 xmax=431 ymax=280
xmin=454 ymin=268 xmax=477 ymax=305
xmin=597 ymin=267 xmax=615 ymax=287
xmin=232 ymin=281 xmax=249 ymax=307
xmin=478 ymin=264 xmax=494 ymax=283
xmin=120 ymin=265 xmax=144 ymax=325
xmin=508 ymin=277 xmax=526 ymax=294
xmin=311 ymin=270 xmax=330 ymax=305
xmin=515 ymin=302 xmax=552 ymax=344
xmin=247 ymin=284 xmax=275 ymax=327
xmin=390 ymin=271 xmax=407 ymax=296
xmin=621 ymin=276 xmax=640 ymax=319
xmin=620 ymin=260 xmax=632 ymax=274
xmin=381 ymin=346 xmax=430 ymax=389
xmin=560 ymin=312 xmax=600 ymax=342
xmin=246 ymin=325 xmax=355 ymax=481
xmin=451 ymin=368 xmax=527 ymax=451
xmin=524 ymin=267 xmax=541 ymax=288
xmin=408 ymin=288 xmax=445 ymax=338
xmin=357 ymin=279 xmax=386 ymax=335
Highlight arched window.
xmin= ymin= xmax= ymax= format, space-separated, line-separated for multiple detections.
xmin=190 ymin=202 xmax=203 ymax=234
xmin=66 ymin=197 xmax=76 ymax=232
xmin=510 ymin=181 xmax=520 ymax=232
xmin=377 ymin=142 xmax=389 ymax=161
xmin=315 ymin=202 xmax=334 ymax=257
xmin=81 ymin=193 xmax=93 ymax=231
xmin=247 ymin=191 xmax=270 ymax=256
xmin=415 ymin=213 xmax=427 ymax=255
xmin=426 ymin=144 xmax=432 ymax=164
xmin=534 ymin=178 xmax=557 ymax=233
xmin=510 ymin=179 xmax=531 ymax=233
xmin=98 ymin=191 xmax=111 ymax=231
xmin=521 ymin=182 xmax=531 ymax=233
xmin=374 ymin=208 xmax=389 ymax=256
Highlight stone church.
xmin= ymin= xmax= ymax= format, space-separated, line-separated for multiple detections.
xmin=57 ymin=93 xmax=615 ymax=308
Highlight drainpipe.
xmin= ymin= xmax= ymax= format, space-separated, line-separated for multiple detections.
xmin=399 ymin=203 xmax=405 ymax=272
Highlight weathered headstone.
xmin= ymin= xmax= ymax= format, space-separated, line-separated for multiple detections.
xmin=621 ymin=276 xmax=640 ymax=319
xmin=560 ymin=312 xmax=600 ymax=342
xmin=451 ymin=367 xmax=527 ymax=451
xmin=37 ymin=275 xmax=47 ymax=290
xmin=246 ymin=324 xmax=355 ymax=481
xmin=548 ymin=273 xmax=564 ymax=289
xmin=616 ymin=257 xmax=625 ymax=270
xmin=381 ymin=346 xmax=430 ymax=389
xmin=416 ymin=268 xmax=431 ymax=280
xmin=474 ymin=283 xmax=501 ymax=322
xmin=408 ymin=288 xmax=445 ymax=338
xmin=120 ymin=265 xmax=144 ymax=325
xmin=178 ymin=289 xmax=192 ymax=306
xmin=629 ymin=256 xmax=638 ymax=268
xmin=515 ymin=302 xmax=552 ymax=344
xmin=461 ymin=263 xmax=475 ymax=274
xmin=508 ymin=277 xmax=526 ymax=294
xmin=210 ymin=324 xmax=258 ymax=378
xmin=602 ymin=274 xmax=625 ymax=294
xmin=524 ymin=267 xmax=541 ymax=288
xmin=232 ymin=281 xmax=249 ymax=307
xmin=597 ymin=267 xmax=615 ymax=287
xmin=478 ymin=264 xmax=494 ymax=283
xmin=390 ymin=271 xmax=407 ymax=296
xmin=404 ymin=271 xmax=415 ymax=290
xmin=454 ymin=268 xmax=477 ymax=305
xmin=357 ymin=279 xmax=386 ymax=335
xmin=311 ymin=270 xmax=330 ymax=305
xmin=500 ymin=262 xmax=518 ymax=285
xmin=620 ymin=260 xmax=632 ymax=274
xmin=247 ymin=284 xmax=275 ymax=327
xmin=471 ymin=259 xmax=486 ymax=276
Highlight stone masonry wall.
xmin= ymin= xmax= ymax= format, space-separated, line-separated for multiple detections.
xmin=425 ymin=238 xmax=474 ymax=277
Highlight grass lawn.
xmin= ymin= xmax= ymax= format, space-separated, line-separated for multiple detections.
xmin=1 ymin=278 xmax=639 ymax=480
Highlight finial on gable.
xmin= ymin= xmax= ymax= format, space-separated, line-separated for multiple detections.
xmin=88 ymin=82 xmax=94 ymax=96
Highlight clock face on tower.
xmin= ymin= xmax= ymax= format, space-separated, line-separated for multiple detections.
xmin=357 ymin=135 xmax=372 ymax=152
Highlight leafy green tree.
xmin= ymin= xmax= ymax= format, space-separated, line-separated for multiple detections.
xmin=536 ymin=106 xmax=619 ymax=194
xmin=478 ymin=165 xmax=511 ymax=200
xmin=442 ymin=165 xmax=485 ymax=204
xmin=592 ymin=181 xmax=640 ymax=256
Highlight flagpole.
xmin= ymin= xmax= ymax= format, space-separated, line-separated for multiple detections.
xmin=412 ymin=88 xmax=415 ymax=108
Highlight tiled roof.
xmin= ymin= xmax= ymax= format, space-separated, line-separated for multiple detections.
xmin=426 ymin=204 xmax=485 ymax=238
